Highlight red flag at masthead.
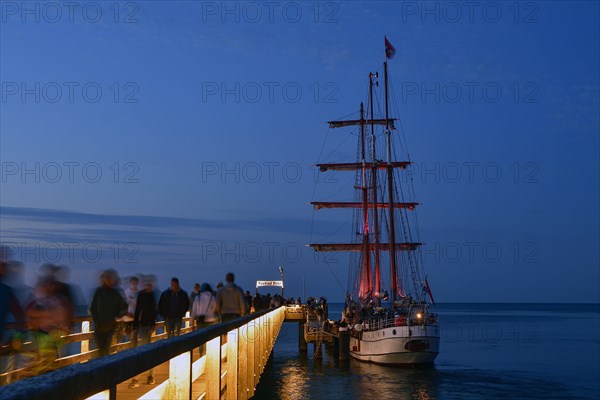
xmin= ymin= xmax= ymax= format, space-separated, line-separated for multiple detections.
xmin=385 ymin=36 xmax=396 ymax=59
xmin=424 ymin=277 xmax=435 ymax=304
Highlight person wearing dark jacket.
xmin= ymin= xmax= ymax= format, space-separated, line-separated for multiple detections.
xmin=0 ymin=256 xmax=25 ymax=347
xmin=129 ymin=275 xmax=158 ymax=387
xmin=158 ymin=277 xmax=189 ymax=338
xmin=89 ymin=269 xmax=127 ymax=357
xmin=134 ymin=281 xmax=158 ymax=332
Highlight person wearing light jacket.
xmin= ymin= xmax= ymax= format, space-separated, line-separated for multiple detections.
xmin=190 ymin=283 xmax=217 ymax=329
xmin=215 ymin=273 xmax=246 ymax=322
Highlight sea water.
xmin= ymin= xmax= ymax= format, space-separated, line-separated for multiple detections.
xmin=254 ymin=303 xmax=600 ymax=400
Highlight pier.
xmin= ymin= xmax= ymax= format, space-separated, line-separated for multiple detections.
xmin=0 ymin=307 xmax=290 ymax=399
xmin=0 ymin=304 xmax=348 ymax=400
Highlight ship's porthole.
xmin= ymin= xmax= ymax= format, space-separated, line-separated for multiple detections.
xmin=393 ymin=329 xmax=397 ymax=335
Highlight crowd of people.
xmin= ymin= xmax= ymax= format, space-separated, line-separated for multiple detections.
xmin=1 ymin=257 xmax=78 ymax=379
xmin=0 ymin=248 xmax=271 ymax=381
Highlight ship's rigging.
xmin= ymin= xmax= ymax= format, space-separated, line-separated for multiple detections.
xmin=310 ymin=59 xmax=430 ymax=306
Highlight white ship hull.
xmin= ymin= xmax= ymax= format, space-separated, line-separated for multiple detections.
xmin=349 ymin=324 xmax=440 ymax=365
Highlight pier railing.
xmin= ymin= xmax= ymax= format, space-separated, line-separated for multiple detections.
xmin=0 ymin=306 xmax=285 ymax=400
xmin=0 ymin=314 xmax=197 ymax=384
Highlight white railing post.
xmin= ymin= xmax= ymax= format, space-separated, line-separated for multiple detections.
xmin=168 ymin=351 xmax=191 ymax=399
xmin=247 ymin=321 xmax=256 ymax=396
xmin=81 ymin=320 xmax=90 ymax=353
xmin=253 ymin=319 xmax=260 ymax=386
xmin=184 ymin=311 xmax=191 ymax=330
xmin=206 ymin=336 xmax=222 ymax=400
xmin=226 ymin=329 xmax=239 ymax=400
xmin=258 ymin=316 xmax=263 ymax=375
xmin=238 ymin=324 xmax=249 ymax=400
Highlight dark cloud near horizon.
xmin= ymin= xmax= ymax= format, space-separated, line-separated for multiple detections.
xmin=0 ymin=206 xmax=314 ymax=236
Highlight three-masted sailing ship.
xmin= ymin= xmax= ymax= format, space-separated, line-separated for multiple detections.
xmin=310 ymin=38 xmax=440 ymax=365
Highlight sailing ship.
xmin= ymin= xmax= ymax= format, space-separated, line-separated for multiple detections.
xmin=310 ymin=39 xmax=440 ymax=365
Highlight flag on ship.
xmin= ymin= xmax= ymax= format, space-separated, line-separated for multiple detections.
xmin=424 ymin=277 xmax=435 ymax=304
xmin=385 ymin=36 xmax=396 ymax=59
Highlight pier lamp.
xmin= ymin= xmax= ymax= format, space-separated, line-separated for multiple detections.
xmin=279 ymin=266 xmax=284 ymax=297
xmin=416 ymin=312 xmax=422 ymax=319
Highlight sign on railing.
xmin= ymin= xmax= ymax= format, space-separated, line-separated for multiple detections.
xmin=256 ymin=280 xmax=283 ymax=288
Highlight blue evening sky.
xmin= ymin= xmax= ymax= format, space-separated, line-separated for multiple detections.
xmin=0 ymin=1 xmax=598 ymax=302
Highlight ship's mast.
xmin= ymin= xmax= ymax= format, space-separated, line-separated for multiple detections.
xmin=359 ymin=102 xmax=372 ymax=298
xmin=384 ymin=61 xmax=399 ymax=302
xmin=369 ymin=73 xmax=381 ymax=297
xmin=310 ymin=55 xmax=423 ymax=302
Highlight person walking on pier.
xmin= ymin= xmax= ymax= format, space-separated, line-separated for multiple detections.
xmin=190 ymin=283 xmax=200 ymax=305
xmin=189 ymin=283 xmax=200 ymax=329
xmin=216 ymin=273 xmax=246 ymax=322
xmin=129 ymin=275 xmax=158 ymax=388
xmin=24 ymin=276 xmax=69 ymax=376
xmin=158 ymin=277 xmax=189 ymax=338
xmin=0 ymin=249 xmax=25 ymax=354
xmin=39 ymin=264 xmax=75 ymax=331
xmin=191 ymin=283 xmax=218 ymax=329
xmin=244 ymin=291 xmax=252 ymax=314
xmin=123 ymin=276 xmax=139 ymax=341
xmin=125 ymin=276 xmax=140 ymax=317
xmin=89 ymin=269 xmax=127 ymax=357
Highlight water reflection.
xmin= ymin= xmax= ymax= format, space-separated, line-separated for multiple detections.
xmin=254 ymin=304 xmax=598 ymax=399
xmin=346 ymin=362 xmax=438 ymax=400
xmin=256 ymin=340 xmax=578 ymax=400
xmin=275 ymin=360 xmax=311 ymax=399
xmin=256 ymin=334 xmax=439 ymax=400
